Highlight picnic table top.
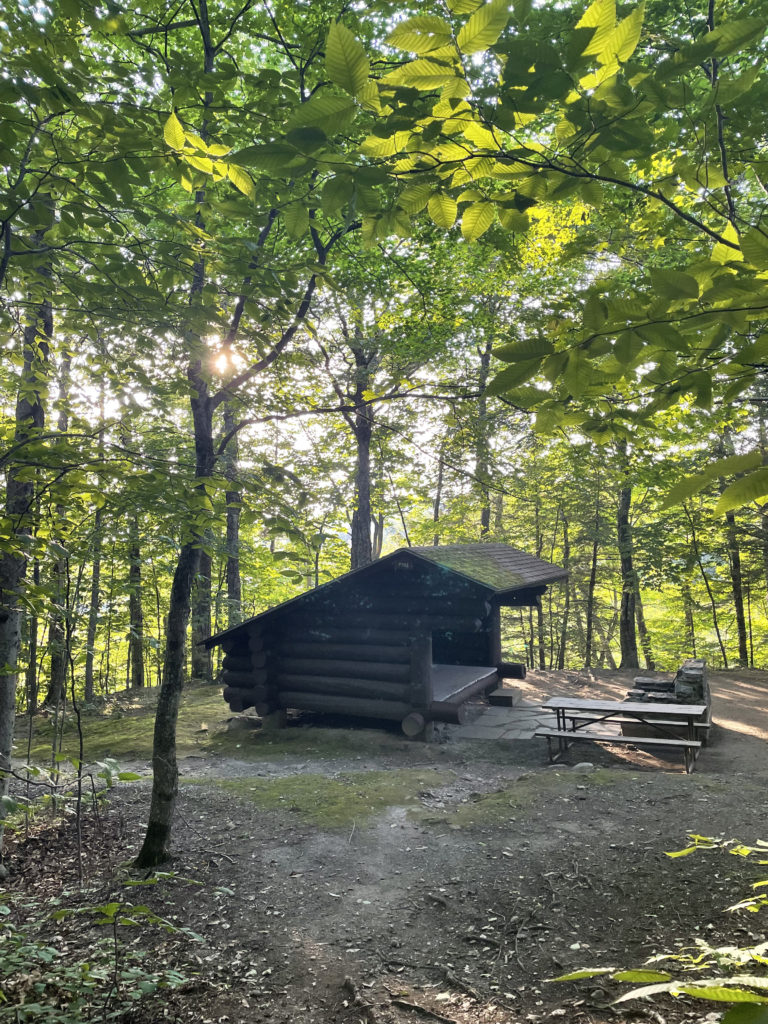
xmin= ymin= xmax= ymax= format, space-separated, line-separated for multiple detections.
xmin=542 ymin=696 xmax=707 ymax=716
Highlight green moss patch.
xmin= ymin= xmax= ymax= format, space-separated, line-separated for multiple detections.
xmin=206 ymin=768 xmax=450 ymax=828
xmin=416 ymin=768 xmax=617 ymax=828
xmin=23 ymin=686 xmax=224 ymax=763
xmin=210 ymin=724 xmax=426 ymax=762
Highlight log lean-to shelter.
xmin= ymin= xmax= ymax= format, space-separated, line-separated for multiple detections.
xmin=203 ymin=544 xmax=567 ymax=738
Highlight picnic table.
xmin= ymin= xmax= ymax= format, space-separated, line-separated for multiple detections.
xmin=536 ymin=697 xmax=708 ymax=773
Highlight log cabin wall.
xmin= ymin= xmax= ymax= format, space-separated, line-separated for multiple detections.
xmin=218 ymin=555 xmax=494 ymax=720
xmin=213 ymin=546 xmax=565 ymax=727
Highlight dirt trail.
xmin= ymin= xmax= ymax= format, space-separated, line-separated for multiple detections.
xmin=7 ymin=668 xmax=768 ymax=1024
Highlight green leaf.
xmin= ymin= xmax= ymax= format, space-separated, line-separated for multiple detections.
xmin=227 ymin=163 xmax=254 ymax=199
xmin=712 ymin=222 xmax=743 ymax=264
xmin=649 ymin=267 xmax=700 ymax=300
xmin=326 ymin=22 xmax=370 ymax=97
xmin=723 ymin=1007 xmax=768 ymax=1024
xmin=163 ymin=112 xmax=185 ymax=151
xmin=613 ymin=970 xmax=672 ymax=984
xmin=577 ymin=0 xmax=616 ymax=59
xmin=385 ymin=58 xmax=460 ymax=90
xmin=288 ymin=92 xmax=357 ymax=134
xmin=231 ymin=143 xmax=302 ymax=172
xmin=387 ymin=16 xmax=453 ymax=54
xmin=321 ymin=176 xmax=352 ymax=214
xmin=456 ymin=0 xmax=510 ymax=54
xmin=583 ymin=293 xmax=606 ymax=333
xmin=715 ymin=469 xmax=768 ymax=515
xmin=117 ymin=771 xmax=141 ymax=781
xmin=659 ymin=476 xmax=707 ymax=510
xmin=398 ymin=182 xmax=433 ymax=214
xmin=486 ymin=358 xmax=543 ymax=394
xmin=602 ymin=3 xmax=645 ymax=64
xmin=741 ymin=228 xmax=768 ymax=270
xmin=497 ymin=208 xmax=530 ymax=232
xmin=549 ymin=968 xmax=614 ymax=982
xmin=461 ymin=201 xmax=495 ymax=240
xmin=447 ymin=0 xmax=483 ymax=12
xmin=494 ymin=337 xmax=554 ymax=361
xmin=283 ymin=202 xmax=309 ymax=238
xmin=427 ymin=193 xmax=458 ymax=228
xmin=704 ymin=17 xmax=767 ymax=59
xmin=678 ymin=986 xmax=768 ymax=1003
xmin=708 ymin=451 xmax=762 ymax=478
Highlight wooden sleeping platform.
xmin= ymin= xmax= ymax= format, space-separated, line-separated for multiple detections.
xmin=432 ymin=664 xmax=499 ymax=704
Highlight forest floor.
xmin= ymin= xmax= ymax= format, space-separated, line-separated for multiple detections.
xmin=6 ymin=668 xmax=768 ymax=1024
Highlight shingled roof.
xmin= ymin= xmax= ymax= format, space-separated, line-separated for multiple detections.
xmin=409 ymin=544 xmax=567 ymax=593
xmin=205 ymin=543 xmax=566 ymax=647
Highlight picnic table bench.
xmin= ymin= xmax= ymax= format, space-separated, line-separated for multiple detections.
xmin=535 ymin=697 xmax=708 ymax=773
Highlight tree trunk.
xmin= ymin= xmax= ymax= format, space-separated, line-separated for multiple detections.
xmin=24 ymin=559 xmax=40 ymax=715
xmin=681 ymin=580 xmax=696 ymax=658
xmin=724 ymin=506 xmax=748 ymax=666
xmin=372 ymin=513 xmax=384 ymax=560
xmin=135 ymin=382 xmax=214 ymax=867
xmin=223 ymin=400 xmax=242 ymax=627
xmin=584 ymin=489 xmax=600 ymax=669
xmin=134 ymin=534 xmax=202 ymax=867
xmin=84 ymin=505 xmax=103 ymax=702
xmin=557 ymin=518 xmax=570 ymax=670
xmin=718 ymin=432 xmax=749 ymax=666
xmin=534 ymin=495 xmax=545 ymax=668
xmin=350 ymin=405 xmax=373 ymax=569
xmin=685 ymin=503 xmax=729 ymax=668
xmin=616 ymin=448 xmax=639 ymax=669
xmin=635 ymin=589 xmax=655 ymax=670
xmin=128 ymin=515 xmax=145 ymax=689
xmin=190 ymin=544 xmax=213 ymax=683
xmin=0 ymin=287 xmax=51 ymax=855
xmin=44 ymin=353 xmax=72 ymax=708
xmin=433 ymin=452 xmax=444 ymax=547
xmin=475 ymin=336 xmax=493 ymax=536
xmin=758 ymin=405 xmax=768 ymax=597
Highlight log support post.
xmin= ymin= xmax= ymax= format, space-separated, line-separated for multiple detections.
xmin=488 ymin=604 xmax=502 ymax=666
xmin=403 ymin=635 xmax=433 ymax=739
xmin=409 ymin=634 xmax=432 ymax=710
xmin=259 ymin=709 xmax=286 ymax=731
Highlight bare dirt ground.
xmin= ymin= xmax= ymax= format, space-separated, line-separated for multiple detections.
xmin=6 ymin=668 xmax=768 ymax=1024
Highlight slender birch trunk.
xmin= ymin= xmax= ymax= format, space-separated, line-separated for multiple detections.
xmin=0 ymin=284 xmax=51 ymax=857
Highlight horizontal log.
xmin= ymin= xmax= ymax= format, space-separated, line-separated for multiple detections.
xmin=307 ymin=596 xmax=490 ymax=619
xmin=282 ymin=611 xmax=483 ymax=634
xmin=278 ymin=657 xmax=410 ymax=683
xmin=428 ymin=701 xmax=470 ymax=725
xmin=402 ymin=702 xmax=469 ymax=733
xmin=498 ymin=661 xmax=526 ymax=679
xmin=275 ymin=641 xmax=411 ymax=664
xmin=351 ymin=581 xmax=487 ymax=601
xmin=278 ymin=691 xmax=412 ymax=721
xmin=222 ymin=668 xmax=270 ymax=687
xmin=221 ymin=634 xmax=250 ymax=656
xmin=223 ymin=685 xmax=271 ymax=707
xmin=223 ymin=654 xmax=253 ymax=673
xmin=254 ymin=702 xmax=277 ymax=717
xmin=401 ymin=712 xmax=426 ymax=738
xmin=275 ymin=673 xmax=410 ymax=702
xmin=226 ymin=693 xmax=245 ymax=713
xmin=248 ymin=632 xmax=267 ymax=654
xmin=280 ymin=626 xmax=416 ymax=646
